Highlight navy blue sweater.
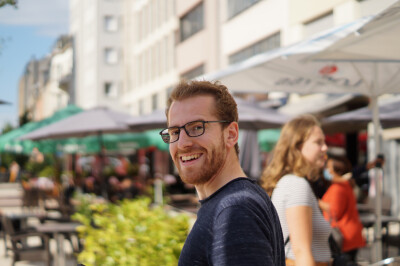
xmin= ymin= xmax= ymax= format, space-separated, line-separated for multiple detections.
xmin=178 ymin=178 xmax=285 ymax=266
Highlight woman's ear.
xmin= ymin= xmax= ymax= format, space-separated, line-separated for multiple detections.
xmin=225 ymin=122 xmax=239 ymax=149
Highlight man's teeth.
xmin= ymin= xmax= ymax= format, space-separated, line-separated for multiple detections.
xmin=182 ymin=154 xmax=200 ymax=162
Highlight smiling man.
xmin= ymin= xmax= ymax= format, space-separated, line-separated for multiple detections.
xmin=160 ymin=80 xmax=285 ymax=266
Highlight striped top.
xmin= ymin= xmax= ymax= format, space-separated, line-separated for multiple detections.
xmin=271 ymin=174 xmax=331 ymax=262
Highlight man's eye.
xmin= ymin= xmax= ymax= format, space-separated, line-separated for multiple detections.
xmin=169 ymin=129 xmax=179 ymax=136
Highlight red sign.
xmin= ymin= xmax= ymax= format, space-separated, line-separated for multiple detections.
xmin=319 ymin=65 xmax=338 ymax=75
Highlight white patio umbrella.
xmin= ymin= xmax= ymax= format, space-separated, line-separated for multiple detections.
xmin=198 ymin=17 xmax=373 ymax=95
xmin=125 ymin=109 xmax=166 ymax=131
xmin=312 ymin=2 xmax=400 ymax=259
xmin=127 ymin=98 xmax=291 ymax=131
xmin=20 ymin=106 xmax=132 ymax=141
xmin=323 ymin=97 xmax=400 ymax=132
xmin=312 ymin=0 xmax=400 ymax=154
xmin=313 ymin=0 xmax=400 ymax=62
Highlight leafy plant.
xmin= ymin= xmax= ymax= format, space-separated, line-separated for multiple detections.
xmin=24 ymin=161 xmax=44 ymax=176
xmin=23 ymin=154 xmax=55 ymax=177
xmin=72 ymin=197 xmax=190 ymax=266
xmin=102 ymin=165 xmax=116 ymax=177
xmin=38 ymin=165 xmax=55 ymax=178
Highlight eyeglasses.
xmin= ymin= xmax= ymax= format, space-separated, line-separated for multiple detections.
xmin=159 ymin=120 xmax=232 ymax=144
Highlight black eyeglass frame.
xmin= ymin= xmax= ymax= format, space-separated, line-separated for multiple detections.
xmin=159 ymin=120 xmax=232 ymax=144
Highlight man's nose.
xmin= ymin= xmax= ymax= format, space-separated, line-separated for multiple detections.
xmin=177 ymin=128 xmax=193 ymax=149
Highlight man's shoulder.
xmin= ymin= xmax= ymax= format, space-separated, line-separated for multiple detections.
xmin=218 ymin=178 xmax=266 ymax=199
xmin=211 ymin=178 xmax=272 ymax=214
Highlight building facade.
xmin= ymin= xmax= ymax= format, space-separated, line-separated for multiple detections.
xmin=69 ymin=0 xmax=125 ymax=111
xmin=18 ymin=56 xmax=51 ymax=121
xmin=120 ymin=0 xmax=396 ymax=113
xmin=175 ymin=0 xmax=396 ymax=93
xmin=122 ymin=0 xmax=178 ymax=116
xmin=18 ymin=36 xmax=73 ymax=122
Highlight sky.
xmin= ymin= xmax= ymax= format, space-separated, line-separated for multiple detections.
xmin=0 ymin=0 xmax=69 ymax=132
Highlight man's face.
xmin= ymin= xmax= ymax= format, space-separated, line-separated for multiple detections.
xmin=168 ymin=95 xmax=227 ymax=186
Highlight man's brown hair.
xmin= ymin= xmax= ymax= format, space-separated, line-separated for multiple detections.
xmin=166 ymin=80 xmax=239 ymax=155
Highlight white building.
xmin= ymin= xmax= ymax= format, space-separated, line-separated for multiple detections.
xmin=69 ymin=0 xmax=125 ymax=111
xmin=40 ymin=36 xmax=72 ymax=119
xmin=118 ymin=0 xmax=396 ymax=113
xmin=18 ymin=56 xmax=50 ymax=121
xmin=122 ymin=0 xmax=179 ymax=116
xmin=18 ymin=36 xmax=74 ymax=122
xmin=175 ymin=0 xmax=396 ymax=97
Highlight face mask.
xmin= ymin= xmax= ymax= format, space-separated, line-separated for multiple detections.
xmin=323 ymin=169 xmax=333 ymax=181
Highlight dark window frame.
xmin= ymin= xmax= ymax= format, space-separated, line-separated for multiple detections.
xmin=181 ymin=64 xmax=205 ymax=80
xmin=229 ymin=32 xmax=281 ymax=65
xmin=227 ymin=0 xmax=262 ymax=20
xmin=180 ymin=2 xmax=204 ymax=42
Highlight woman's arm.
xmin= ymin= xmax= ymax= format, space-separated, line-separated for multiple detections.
xmin=319 ymin=199 xmax=330 ymax=213
xmin=286 ymin=205 xmax=316 ymax=266
xmin=323 ymin=185 xmax=347 ymax=222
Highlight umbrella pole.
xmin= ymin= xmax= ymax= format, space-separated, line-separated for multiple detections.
xmin=98 ymin=131 xmax=108 ymax=200
xmin=371 ymin=97 xmax=382 ymax=261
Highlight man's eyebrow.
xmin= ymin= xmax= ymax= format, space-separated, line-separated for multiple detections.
xmin=169 ymin=119 xmax=205 ymax=127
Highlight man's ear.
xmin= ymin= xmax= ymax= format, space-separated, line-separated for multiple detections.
xmin=225 ymin=122 xmax=239 ymax=149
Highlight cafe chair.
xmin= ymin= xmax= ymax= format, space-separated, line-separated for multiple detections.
xmin=22 ymin=186 xmax=40 ymax=210
xmin=1 ymin=215 xmax=51 ymax=266
xmin=362 ymin=195 xmax=392 ymax=216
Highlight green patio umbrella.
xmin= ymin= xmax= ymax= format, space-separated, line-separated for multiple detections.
xmin=257 ymin=129 xmax=281 ymax=152
xmin=0 ymin=105 xmax=83 ymax=154
xmin=50 ymin=129 xmax=168 ymax=154
xmin=101 ymin=130 xmax=168 ymax=153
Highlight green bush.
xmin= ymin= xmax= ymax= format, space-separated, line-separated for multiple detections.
xmin=72 ymin=197 xmax=190 ymax=266
xmin=24 ymin=161 xmax=44 ymax=176
xmin=24 ymin=154 xmax=55 ymax=177
xmin=38 ymin=165 xmax=55 ymax=178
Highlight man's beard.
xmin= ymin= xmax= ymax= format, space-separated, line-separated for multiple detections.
xmin=176 ymin=134 xmax=226 ymax=186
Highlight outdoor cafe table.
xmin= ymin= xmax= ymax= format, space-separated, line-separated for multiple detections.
xmin=359 ymin=213 xmax=400 ymax=244
xmin=359 ymin=213 xmax=400 ymax=229
xmin=3 ymin=211 xmax=47 ymax=255
xmin=34 ymin=222 xmax=80 ymax=266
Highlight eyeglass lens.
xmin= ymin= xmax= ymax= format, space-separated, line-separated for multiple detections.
xmin=161 ymin=121 xmax=205 ymax=143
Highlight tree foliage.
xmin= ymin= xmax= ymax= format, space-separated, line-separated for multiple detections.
xmin=1 ymin=122 xmax=14 ymax=135
xmin=0 ymin=0 xmax=17 ymax=55
xmin=19 ymin=110 xmax=31 ymax=127
xmin=0 ymin=0 xmax=17 ymax=8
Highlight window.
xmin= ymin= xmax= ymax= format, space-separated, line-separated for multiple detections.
xmin=227 ymin=0 xmax=261 ymax=19
xmin=152 ymin=94 xmax=158 ymax=111
xmin=166 ymin=86 xmax=173 ymax=97
xmin=139 ymin=99 xmax=144 ymax=115
xmin=304 ymin=11 xmax=333 ymax=38
xmin=180 ymin=2 xmax=204 ymax=42
xmin=104 ymin=16 xmax=118 ymax=32
xmin=181 ymin=64 xmax=204 ymax=80
xmin=104 ymin=48 xmax=118 ymax=64
xmin=229 ymin=32 xmax=280 ymax=65
xmin=104 ymin=82 xmax=118 ymax=97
